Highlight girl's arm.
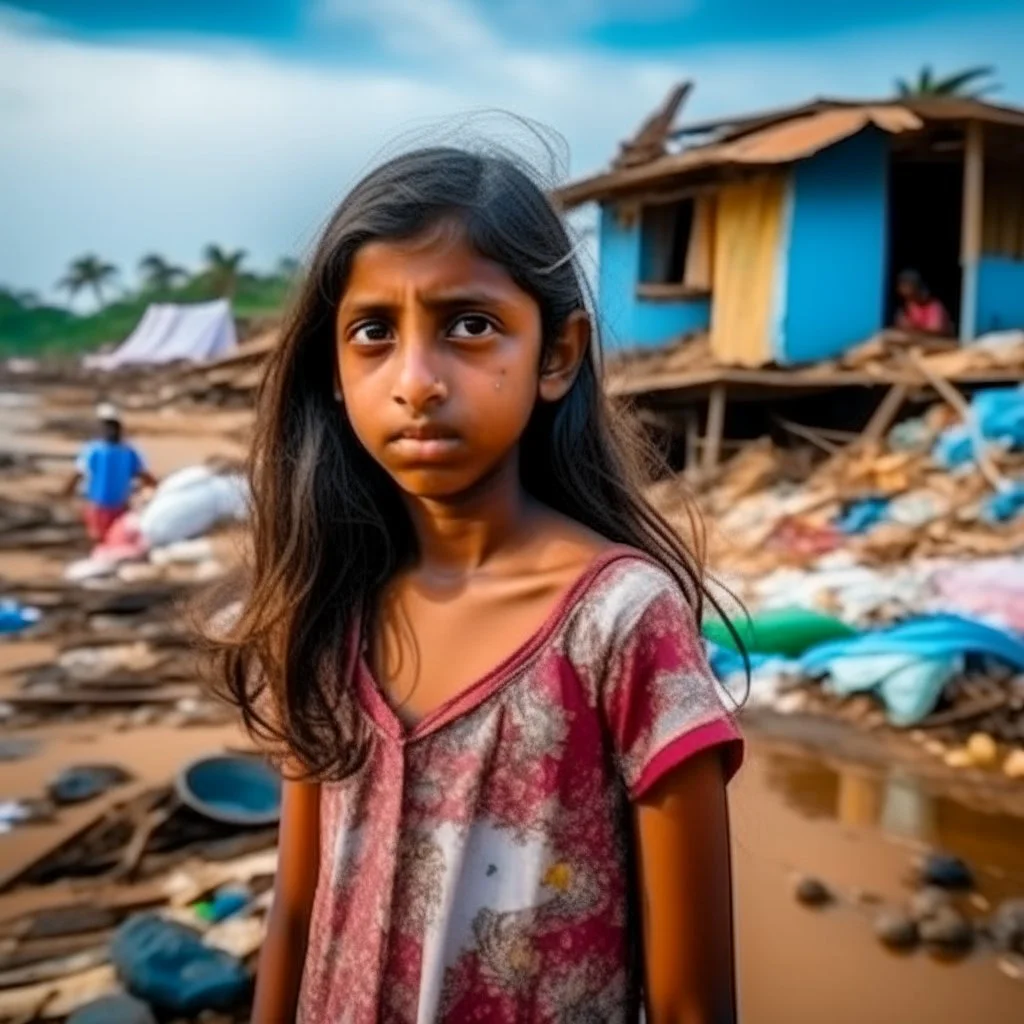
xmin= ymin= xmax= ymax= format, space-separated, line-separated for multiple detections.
xmin=635 ymin=748 xmax=736 ymax=1024
xmin=252 ymin=777 xmax=321 ymax=1024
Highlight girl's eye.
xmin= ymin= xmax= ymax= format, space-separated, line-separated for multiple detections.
xmin=449 ymin=315 xmax=495 ymax=340
xmin=350 ymin=321 xmax=392 ymax=346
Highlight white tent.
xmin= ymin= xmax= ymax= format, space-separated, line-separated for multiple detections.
xmin=92 ymin=300 xmax=237 ymax=369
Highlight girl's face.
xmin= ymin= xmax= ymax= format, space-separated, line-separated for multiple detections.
xmin=335 ymin=220 xmax=580 ymax=501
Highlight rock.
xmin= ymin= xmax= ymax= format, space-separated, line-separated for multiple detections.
xmin=67 ymin=994 xmax=157 ymax=1024
xmin=919 ymin=907 xmax=974 ymax=950
xmin=910 ymin=886 xmax=953 ymax=922
xmin=991 ymin=899 xmax=1024 ymax=954
xmin=943 ymin=747 xmax=974 ymax=769
xmin=112 ymin=914 xmax=251 ymax=1017
xmin=919 ymin=852 xmax=974 ymax=890
xmin=966 ymin=732 xmax=999 ymax=767
xmin=1004 ymin=749 xmax=1024 ymax=780
xmin=794 ymin=876 xmax=833 ymax=907
xmin=874 ymin=911 xmax=919 ymax=950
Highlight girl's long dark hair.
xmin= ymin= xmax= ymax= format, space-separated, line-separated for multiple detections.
xmin=208 ymin=145 xmax=729 ymax=780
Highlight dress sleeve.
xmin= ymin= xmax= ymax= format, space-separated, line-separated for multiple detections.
xmin=600 ymin=577 xmax=743 ymax=799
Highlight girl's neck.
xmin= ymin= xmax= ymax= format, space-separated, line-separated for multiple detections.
xmin=405 ymin=458 xmax=534 ymax=576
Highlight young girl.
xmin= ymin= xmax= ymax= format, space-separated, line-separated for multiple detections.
xmin=213 ymin=146 xmax=743 ymax=1023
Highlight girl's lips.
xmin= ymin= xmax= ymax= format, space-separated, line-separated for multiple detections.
xmin=388 ymin=435 xmax=463 ymax=462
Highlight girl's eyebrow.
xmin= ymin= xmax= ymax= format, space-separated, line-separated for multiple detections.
xmin=341 ymin=288 xmax=511 ymax=316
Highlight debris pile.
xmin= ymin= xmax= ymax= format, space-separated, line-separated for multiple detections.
xmin=117 ymin=331 xmax=277 ymax=412
xmin=644 ymin=340 xmax=1024 ymax=772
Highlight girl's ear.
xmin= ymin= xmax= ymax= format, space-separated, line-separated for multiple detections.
xmin=539 ymin=311 xmax=591 ymax=402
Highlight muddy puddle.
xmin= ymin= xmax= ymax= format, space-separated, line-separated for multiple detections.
xmin=733 ymin=741 xmax=1024 ymax=1023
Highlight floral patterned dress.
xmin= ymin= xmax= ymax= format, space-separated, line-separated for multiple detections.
xmin=297 ymin=549 xmax=743 ymax=1023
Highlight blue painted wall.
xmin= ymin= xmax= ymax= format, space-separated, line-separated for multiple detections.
xmin=975 ymin=257 xmax=1024 ymax=335
xmin=597 ymin=204 xmax=710 ymax=349
xmin=779 ymin=130 xmax=889 ymax=364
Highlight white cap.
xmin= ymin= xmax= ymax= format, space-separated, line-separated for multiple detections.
xmin=96 ymin=402 xmax=121 ymax=423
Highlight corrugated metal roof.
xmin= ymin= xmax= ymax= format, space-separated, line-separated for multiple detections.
xmin=557 ymin=96 xmax=1024 ymax=209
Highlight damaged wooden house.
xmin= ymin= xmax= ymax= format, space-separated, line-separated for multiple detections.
xmin=557 ymin=86 xmax=1024 ymax=473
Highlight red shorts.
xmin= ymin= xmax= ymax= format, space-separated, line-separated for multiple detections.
xmin=83 ymin=503 xmax=126 ymax=543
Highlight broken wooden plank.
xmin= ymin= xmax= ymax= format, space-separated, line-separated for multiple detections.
xmin=860 ymin=383 xmax=909 ymax=448
xmin=906 ymin=350 xmax=1004 ymax=491
xmin=0 ymin=948 xmax=108 ymax=991
xmin=0 ymin=964 xmax=117 ymax=1020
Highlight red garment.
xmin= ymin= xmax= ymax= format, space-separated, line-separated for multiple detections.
xmin=83 ymin=502 xmax=126 ymax=543
xmin=298 ymin=550 xmax=742 ymax=1023
xmin=901 ymin=298 xmax=948 ymax=333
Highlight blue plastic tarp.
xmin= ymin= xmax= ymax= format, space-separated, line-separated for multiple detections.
xmin=933 ymin=386 xmax=1024 ymax=469
xmin=800 ymin=614 xmax=1024 ymax=671
xmin=983 ymin=481 xmax=1024 ymax=524
xmin=799 ymin=614 xmax=1024 ymax=725
xmin=835 ymin=496 xmax=889 ymax=535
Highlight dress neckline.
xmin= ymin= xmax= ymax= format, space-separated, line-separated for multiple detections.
xmin=355 ymin=545 xmax=643 ymax=743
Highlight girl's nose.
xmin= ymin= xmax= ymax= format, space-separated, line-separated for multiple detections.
xmin=391 ymin=338 xmax=448 ymax=412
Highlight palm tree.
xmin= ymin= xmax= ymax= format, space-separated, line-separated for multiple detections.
xmin=57 ymin=254 xmax=119 ymax=308
xmin=895 ymin=65 xmax=999 ymax=99
xmin=139 ymin=253 xmax=187 ymax=293
xmin=202 ymin=244 xmax=248 ymax=298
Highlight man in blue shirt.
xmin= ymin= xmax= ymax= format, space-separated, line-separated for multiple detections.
xmin=65 ymin=403 xmax=157 ymax=542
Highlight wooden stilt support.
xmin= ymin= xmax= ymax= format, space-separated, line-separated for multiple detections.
xmin=702 ymin=385 xmax=727 ymax=477
xmin=960 ymin=120 xmax=984 ymax=342
xmin=684 ymin=408 xmax=700 ymax=478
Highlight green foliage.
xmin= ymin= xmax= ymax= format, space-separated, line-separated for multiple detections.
xmin=1 ymin=249 xmax=294 ymax=356
xmin=895 ymin=65 xmax=1000 ymax=99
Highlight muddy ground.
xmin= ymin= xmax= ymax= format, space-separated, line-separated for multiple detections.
xmin=1 ymin=384 xmax=1022 ymax=1023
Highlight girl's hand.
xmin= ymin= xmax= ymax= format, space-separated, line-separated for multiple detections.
xmin=635 ymin=748 xmax=736 ymax=1024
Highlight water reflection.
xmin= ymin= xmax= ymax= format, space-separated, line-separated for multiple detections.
xmin=762 ymin=749 xmax=1024 ymax=897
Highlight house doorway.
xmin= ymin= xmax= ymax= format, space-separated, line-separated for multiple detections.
xmin=886 ymin=157 xmax=963 ymax=328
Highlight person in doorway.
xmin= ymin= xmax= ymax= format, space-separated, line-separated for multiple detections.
xmin=895 ymin=269 xmax=953 ymax=336
xmin=209 ymin=147 xmax=744 ymax=1024
xmin=65 ymin=403 xmax=157 ymax=542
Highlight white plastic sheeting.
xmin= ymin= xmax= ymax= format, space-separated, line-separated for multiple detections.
xmin=138 ymin=465 xmax=249 ymax=549
xmin=91 ymin=300 xmax=237 ymax=369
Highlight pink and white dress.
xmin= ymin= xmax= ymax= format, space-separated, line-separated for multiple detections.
xmin=297 ymin=550 xmax=743 ymax=1023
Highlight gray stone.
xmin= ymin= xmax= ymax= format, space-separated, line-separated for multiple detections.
xmin=919 ymin=852 xmax=974 ymax=890
xmin=794 ymin=876 xmax=833 ymax=907
xmin=874 ymin=911 xmax=919 ymax=950
xmin=919 ymin=907 xmax=974 ymax=950
xmin=991 ymin=899 xmax=1024 ymax=954
xmin=910 ymin=886 xmax=953 ymax=922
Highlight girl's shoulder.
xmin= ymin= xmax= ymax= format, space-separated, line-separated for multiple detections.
xmin=560 ymin=547 xmax=701 ymax=655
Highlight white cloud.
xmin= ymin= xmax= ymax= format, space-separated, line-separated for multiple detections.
xmin=1 ymin=9 xmax=1023 ymax=296
xmin=316 ymin=0 xmax=497 ymax=56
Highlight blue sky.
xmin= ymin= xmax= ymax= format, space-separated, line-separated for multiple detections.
xmin=2 ymin=0 xmax=1024 ymax=299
